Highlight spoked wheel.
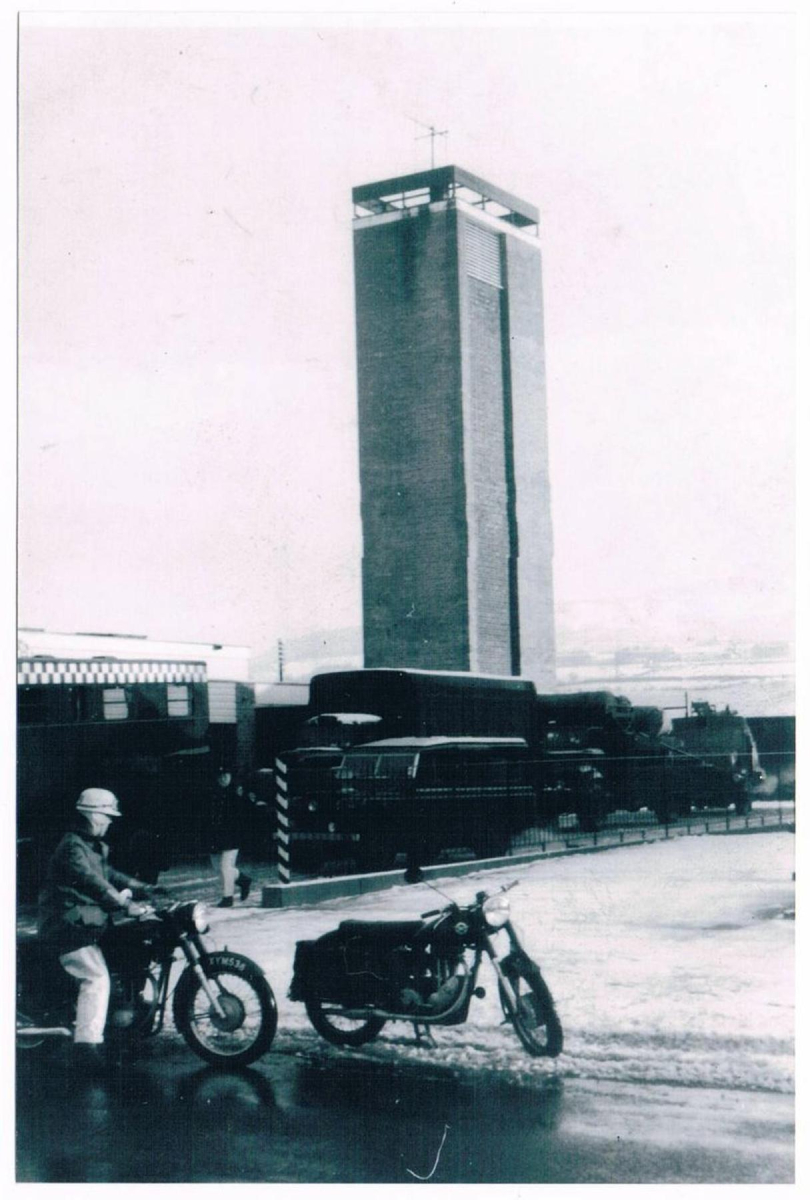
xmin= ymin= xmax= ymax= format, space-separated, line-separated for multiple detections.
xmin=108 ymin=971 xmax=161 ymax=1038
xmin=498 ymin=956 xmax=563 ymax=1058
xmin=173 ymin=952 xmax=278 ymax=1068
xmin=304 ymin=998 xmax=386 ymax=1047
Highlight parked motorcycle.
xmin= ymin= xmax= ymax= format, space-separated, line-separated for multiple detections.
xmin=16 ymin=899 xmax=278 ymax=1068
xmin=289 ymin=881 xmax=563 ymax=1057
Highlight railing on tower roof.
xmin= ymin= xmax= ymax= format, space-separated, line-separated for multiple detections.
xmin=352 ymin=165 xmax=539 ymax=232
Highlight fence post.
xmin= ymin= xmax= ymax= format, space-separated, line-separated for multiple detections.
xmin=275 ymin=756 xmax=291 ymax=885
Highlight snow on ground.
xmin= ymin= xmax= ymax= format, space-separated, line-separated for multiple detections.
xmin=207 ymin=832 xmax=794 ymax=1094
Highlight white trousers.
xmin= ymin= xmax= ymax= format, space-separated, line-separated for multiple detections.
xmin=59 ymin=944 xmax=110 ymax=1045
xmin=210 ymin=848 xmax=239 ymax=897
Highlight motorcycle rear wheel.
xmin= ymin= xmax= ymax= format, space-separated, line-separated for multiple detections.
xmin=304 ymin=998 xmax=386 ymax=1047
xmin=173 ymin=952 xmax=278 ymax=1068
xmin=498 ymin=957 xmax=563 ymax=1058
xmin=16 ymin=1010 xmax=52 ymax=1052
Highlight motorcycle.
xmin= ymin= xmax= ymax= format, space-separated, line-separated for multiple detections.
xmin=16 ymin=898 xmax=278 ymax=1068
xmin=289 ymin=881 xmax=563 ymax=1057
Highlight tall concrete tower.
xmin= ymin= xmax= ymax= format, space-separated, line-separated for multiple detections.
xmin=352 ymin=165 xmax=555 ymax=686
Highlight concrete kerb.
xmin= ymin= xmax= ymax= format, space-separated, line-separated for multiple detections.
xmin=260 ymin=819 xmax=792 ymax=909
xmin=260 ymin=838 xmax=642 ymax=909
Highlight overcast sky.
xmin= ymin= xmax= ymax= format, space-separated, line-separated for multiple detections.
xmin=17 ymin=10 xmax=795 ymax=658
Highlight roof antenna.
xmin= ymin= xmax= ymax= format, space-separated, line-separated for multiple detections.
xmin=408 ymin=116 xmax=448 ymax=169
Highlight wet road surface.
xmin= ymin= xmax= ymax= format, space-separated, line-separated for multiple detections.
xmin=16 ymin=1041 xmax=793 ymax=1184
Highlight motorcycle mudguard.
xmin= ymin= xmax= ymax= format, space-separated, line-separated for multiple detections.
xmin=17 ymin=936 xmax=78 ymax=1027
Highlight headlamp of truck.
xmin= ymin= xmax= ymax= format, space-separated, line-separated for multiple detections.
xmin=483 ymin=895 xmax=510 ymax=929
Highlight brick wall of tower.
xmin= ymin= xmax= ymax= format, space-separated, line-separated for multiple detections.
xmin=354 ymin=207 xmax=471 ymax=669
xmin=502 ymin=234 xmax=556 ymax=687
xmin=353 ymin=190 xmax=556 ymax=685
xmin=464 ymin=271 xmax=513 ymax=675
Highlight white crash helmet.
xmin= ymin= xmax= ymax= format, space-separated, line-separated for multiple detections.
xmin=76 ymin=788 xmax=122 ymax=818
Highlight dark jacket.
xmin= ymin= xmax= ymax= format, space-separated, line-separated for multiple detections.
xmin=38 ymin=822 xmax=147 ymax=954
xmin=207 ymin=782 xmax=250 ymax=853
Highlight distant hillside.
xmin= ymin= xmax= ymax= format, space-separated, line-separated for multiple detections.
xmin=555 ymin=585 xmax=792 ymax=655
xmin=250 ymin=615 xmax=794 ymax=719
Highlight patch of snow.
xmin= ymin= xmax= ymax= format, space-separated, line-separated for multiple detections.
xmin=205 ymin=833 xmax=794 ymax=1094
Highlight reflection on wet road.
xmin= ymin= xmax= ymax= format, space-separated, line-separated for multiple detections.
xmin=16 ymin=1043 xmax=792 ymax=1184
xmin=17 ymin=1045 xmax=561 ymax=1184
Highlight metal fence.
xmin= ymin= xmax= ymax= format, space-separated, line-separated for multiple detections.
xmin=510 ymin=804 xmax=794 ymax=857
xmin=275 ymin=736 xmax=794 ymax=881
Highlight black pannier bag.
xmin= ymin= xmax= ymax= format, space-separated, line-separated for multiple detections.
xmin=288 ymin=928 xmax=391 ymax=1006
xmin=289 ymin=920 xmax=427 ymax=1006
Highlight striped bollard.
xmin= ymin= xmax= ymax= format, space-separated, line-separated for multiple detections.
xmin=275 ymin=756 xmax=291 ymax=885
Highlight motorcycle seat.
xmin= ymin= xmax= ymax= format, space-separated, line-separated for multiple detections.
xmin=337 ymin=920 xmax=425 ymax=945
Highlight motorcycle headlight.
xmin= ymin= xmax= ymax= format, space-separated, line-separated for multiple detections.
xmin=483 ymin=894 xmax=510 ymax=929
xmin=192 ymin=903 xmax=210 ymax=934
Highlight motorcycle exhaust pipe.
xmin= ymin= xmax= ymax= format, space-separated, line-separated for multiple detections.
xmin=17 ymin=1026 xmax=73 ymax=1039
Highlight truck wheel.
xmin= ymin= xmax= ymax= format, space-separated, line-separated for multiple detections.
xmin=473 ymin=830 xmax=510 ymax=859
xmin=355 ymin=832 xmax=397 ymax=873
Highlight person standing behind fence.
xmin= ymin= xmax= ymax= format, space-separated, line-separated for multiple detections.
xmin=207 ymin=767 xmax=252 ymax=908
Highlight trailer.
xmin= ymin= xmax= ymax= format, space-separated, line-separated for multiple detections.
xmin=17 ymin=654 xmax=211 ymax=893
xmin=17 ymin=629 xmax=257 ymax=891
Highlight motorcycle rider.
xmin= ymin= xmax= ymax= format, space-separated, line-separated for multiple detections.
xmin=38 ymin=788 xmax=154 ymax=1071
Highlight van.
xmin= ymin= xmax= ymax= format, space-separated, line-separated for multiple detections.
xmin=331 ymin=736 xmax=536 ymax=871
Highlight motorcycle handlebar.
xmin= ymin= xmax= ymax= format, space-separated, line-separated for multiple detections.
xmin=122 ymin=903 xmax=156 ymax=920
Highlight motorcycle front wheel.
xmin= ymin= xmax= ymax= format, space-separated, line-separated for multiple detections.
xmin=173 ymin=952 xmax=278 ymax=1068
xmin=498 ymin=956 xmax=563 ymax=1058
xmin=304 ymin=998 xmax=386 ymax=1047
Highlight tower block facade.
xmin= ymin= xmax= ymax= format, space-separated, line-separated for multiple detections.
xmin=352 ymin=166 xmax=555 ymax=686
